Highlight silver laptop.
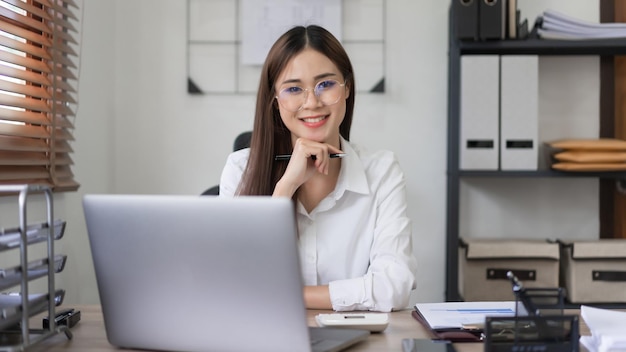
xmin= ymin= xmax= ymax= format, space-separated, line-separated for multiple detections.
xmin=83 ymin=194 xmax=369 ymax=352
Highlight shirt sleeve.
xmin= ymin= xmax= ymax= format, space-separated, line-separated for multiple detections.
xmin=328 ymin=154 xmax=417 ymax=312
xmin=218 ymin=149 xmax=249 ymax=198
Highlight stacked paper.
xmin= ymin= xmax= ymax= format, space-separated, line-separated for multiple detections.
xmin=537 ymin=9 xmax=626 ymax=40
xmin=580 ymin=306 xmax=626 ymax=352
xmin=413 ymin=301 xmax=523 ymax=329
xmin=547 ymin=138 xmax=626 ymax=171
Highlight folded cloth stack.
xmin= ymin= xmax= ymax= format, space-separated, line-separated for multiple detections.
xmin=547 ymin=138 xmax=626 ymax=171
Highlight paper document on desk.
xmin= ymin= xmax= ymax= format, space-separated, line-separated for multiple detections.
xmin=414 ymin=301 xmax=523 ymax=329
xmin=580 ymin=305 xmax=626 ymax=352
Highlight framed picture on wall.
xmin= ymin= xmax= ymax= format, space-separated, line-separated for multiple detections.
xmin=187 ymin=0 xmax=386 ymax=94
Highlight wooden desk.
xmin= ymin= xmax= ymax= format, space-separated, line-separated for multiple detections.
xmin=17 ymin=305 xmax=587 ymax=352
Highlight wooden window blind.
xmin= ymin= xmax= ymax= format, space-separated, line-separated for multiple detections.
xmin=0 ymin=0 xmax=80 ymax=192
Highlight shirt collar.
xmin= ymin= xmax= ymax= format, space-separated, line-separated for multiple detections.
xmin=295 ymin=136 xmax=369 ymax=216
xmin=335 ymin=136 xmax=370 ymax=197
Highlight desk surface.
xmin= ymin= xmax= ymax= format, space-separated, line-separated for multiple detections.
xmin=19 ymin=305 xmax=588 ymax=352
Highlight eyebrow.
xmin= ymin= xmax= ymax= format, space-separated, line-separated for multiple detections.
xmin=280 ymin=72 xmax=338 ymax=85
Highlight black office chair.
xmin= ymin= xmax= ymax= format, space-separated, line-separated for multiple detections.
xmin=201 ymin=185 xmax=220 ymax=196
xmin=232 ymin=131 xmax=252 ymax=153
xmin=201 ymin=131 xmax=252 ymax=196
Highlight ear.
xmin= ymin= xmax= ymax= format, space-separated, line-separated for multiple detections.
xmin=344 ymin=82 xmax=351 ymax=100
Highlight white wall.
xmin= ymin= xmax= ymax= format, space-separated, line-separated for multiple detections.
xmin=0 ymin=0 xmax=602 ymax=305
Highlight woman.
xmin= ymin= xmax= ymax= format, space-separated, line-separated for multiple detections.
xmin=220 ymin=25 xmax=416 ymax=312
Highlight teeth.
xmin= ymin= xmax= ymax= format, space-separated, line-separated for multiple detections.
xmin=302 ymin=116 xmax=325 ymax=123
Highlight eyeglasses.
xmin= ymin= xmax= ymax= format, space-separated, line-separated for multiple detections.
xmin=275 ymin=79 xmax=346 ymax=112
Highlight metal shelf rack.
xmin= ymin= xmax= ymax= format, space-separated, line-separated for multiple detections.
xmin=0 ymin=185 xmax=72 ymax=351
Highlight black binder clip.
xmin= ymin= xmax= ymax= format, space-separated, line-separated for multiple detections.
xmin=43 ymin=308 xmax=81 ymax=329
xmin=483 ymin=271 xmax=580 ymax=352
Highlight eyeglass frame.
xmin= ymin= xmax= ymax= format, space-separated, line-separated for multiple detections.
xmin=274 ymin=79 xmax=348 ymax=112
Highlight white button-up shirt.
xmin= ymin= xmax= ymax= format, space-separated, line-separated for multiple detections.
xmin=219 ymin=138 xmax=417 ymax=312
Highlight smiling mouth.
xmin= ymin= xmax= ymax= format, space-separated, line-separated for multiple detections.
xmin=300 ymin=115 xmax=327 ymax=123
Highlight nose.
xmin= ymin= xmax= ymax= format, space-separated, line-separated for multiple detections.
xmin=300 ymin=88 xmax=323 ymax=110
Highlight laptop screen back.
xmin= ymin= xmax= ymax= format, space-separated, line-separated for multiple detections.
xmin=83 ymin=194 xmax=310 ymax=352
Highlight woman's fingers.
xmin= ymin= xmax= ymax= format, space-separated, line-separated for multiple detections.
xmin=288 ymin=138 xmax=344 ymax=177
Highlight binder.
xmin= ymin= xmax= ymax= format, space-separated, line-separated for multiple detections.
xmin=460 ymin=55 xmax=499 ymax=170
xmin=411 ymin=310 xmax=482 ymax=342
xmin=479 ymin=0 xmax=506 ymax=40
xmin=500 ymin=55 xmax=538 ymax=170
xmin=453 ymin=0 xmax=479 ymax=41
xmin=507 ymin=0 xmax=518 ymax=38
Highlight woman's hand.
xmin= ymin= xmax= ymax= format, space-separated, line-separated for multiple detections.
xmin=273 ymin=138 xmax=343 ymax=198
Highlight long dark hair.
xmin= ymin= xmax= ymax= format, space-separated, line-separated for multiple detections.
xmin=237 ymin=25 xmax=355 ymax=196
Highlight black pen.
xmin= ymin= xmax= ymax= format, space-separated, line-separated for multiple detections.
xmin=274 ymin=153 xmax=347 ymax=161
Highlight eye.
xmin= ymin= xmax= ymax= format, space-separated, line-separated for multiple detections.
xmin=316 ymin=80 xmax=338 ymax=91
xmin=281 ymin=86 xmax=304 ymax=95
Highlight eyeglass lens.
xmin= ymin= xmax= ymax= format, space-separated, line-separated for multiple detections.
xmin=276 ymin=79 xmax=344 ymax=112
